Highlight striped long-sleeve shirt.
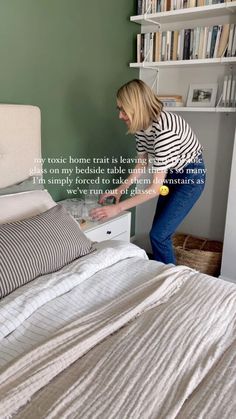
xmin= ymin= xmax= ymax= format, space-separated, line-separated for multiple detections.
xmin=135 ymin=111 xmax=202 ymax=171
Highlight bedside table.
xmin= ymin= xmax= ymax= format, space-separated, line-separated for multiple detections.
xmin=81 ymin=212 xmax=131 ymax=243
xmin=58 ymin=199 xmax=131 ymax=243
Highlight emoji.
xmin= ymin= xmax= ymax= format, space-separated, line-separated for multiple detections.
xmin=159 ymin=185 xmax=169 ymax=196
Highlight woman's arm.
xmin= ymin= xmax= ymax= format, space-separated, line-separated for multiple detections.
xmin=98 ymin=154 xmax=148 ymax=204
xmin=90 ymin=170 xmax=166 ymax=220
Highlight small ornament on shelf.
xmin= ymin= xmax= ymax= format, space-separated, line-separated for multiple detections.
xmin=158 ymin=94 xmax=184 ymax=107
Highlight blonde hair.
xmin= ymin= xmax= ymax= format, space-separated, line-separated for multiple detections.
xmin=116 ymin=79 xmax=163 ymax=134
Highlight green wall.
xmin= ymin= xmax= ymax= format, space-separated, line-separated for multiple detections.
xmin=0 ymin=0 xmax=138 ymax=232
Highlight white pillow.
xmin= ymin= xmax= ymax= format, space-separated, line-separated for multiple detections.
xmin=0 ymin=190 xmax=56 ymax=224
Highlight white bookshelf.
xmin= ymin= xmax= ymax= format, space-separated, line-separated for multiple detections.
xmin=130 ymin=57 xmax=236 ymax=68
xmin=131 ymin=1 xmax=236 ymax=252
xmin=165 ymin=106 xmax=236 ymax=112
xmin=131 ymin=2 xmax=236 ymax=25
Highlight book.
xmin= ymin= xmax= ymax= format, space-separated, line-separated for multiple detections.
xmin=166 ymin=30 xmax=172 ymax=61
xmin=137 ymin=34 xmax=141 ymax=62
xmin=161 ymin=31 xmax=167 ymax=61
xmin=140 ymin=33 xmax=145 ymax=62
xmin=149 ymin=32 xmax=154 ymax=61
xmin=202 ymin=27 xmax=209 ymax=59
xmin=172 ymin=31 xmax=179 ymax=61
xmin=137 ymin=0 xmax=143 ymax=14
xmin=230 ymin=77 xmax=236 ymax=107
xmin=206 ymin=27 xmax=213 ymax=58
xmin=222 ymin=75 xmax=228 ymax=106
xmin=154 ymin=31 xmax=162 ymax=61
xmin=210 ymin=26 xmax=219 ymax=58
xmin=158 ymin=95 xmax=184 ymax=107
xmin=226 ymin=74 xmax=232 ymax=106
xmin=158 ymin=95 xmax=182 ymax=100
xmin=183 ymin=29 xmax=191 ymax=60
xmin=198 ymin=27 xmax=205 ymax=59
xmin=227 ymin=24 xmax=235 ymax=57
xmin=213 ymin=25 xmax=223 ymax=58
xmin=177 ymin=29 xmax=185 ymax=60
xmin=217 ymin=24 xmax=230 ymax=58
xmin=231 ymin=26 xmax=236 ymax=57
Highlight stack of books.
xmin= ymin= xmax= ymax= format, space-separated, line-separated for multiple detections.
xmin=137 ymin=23 xmax=236 ymax=62
xmin=158 ymin=95 xmax=184 ymax=106
xmin=137 ymin=0 xmax=229 ymax=15
xmin=219 ymin=74 xmax=236 ymax=107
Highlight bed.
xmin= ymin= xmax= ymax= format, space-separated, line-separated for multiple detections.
xmin=0 ymin=105 xmax=236 ymax=419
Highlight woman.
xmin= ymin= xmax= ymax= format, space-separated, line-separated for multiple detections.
xmin=90 ymin=79 xmax=206 ymax=264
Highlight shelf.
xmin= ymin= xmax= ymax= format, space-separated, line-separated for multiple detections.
xmin=165 ymin=106 xmax=236 ymax=112
xmin=131 ymin=2 xmax=236 ymax=25
xmin=130 ymin=57 xmax=236 ymax=68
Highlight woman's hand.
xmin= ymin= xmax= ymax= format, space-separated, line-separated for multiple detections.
xmin=98 ymin=190 xmax=122 ymax=205
xmin=90 ymin=204 xmax=121 ymax=221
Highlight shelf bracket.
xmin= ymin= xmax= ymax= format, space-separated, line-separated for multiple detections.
xmin=151 ymin=70 xmax=160 ymax=95
xmin=143 ymin=4 xmax=161 ymax=29
xmin=143 ymin=15 xmax=161 ymax=29
xmin=143 ymin=44 xmax=154 ymax=65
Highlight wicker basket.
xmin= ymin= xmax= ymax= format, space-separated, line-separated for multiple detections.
xmin=173 ymin=233 xmax=223 ymax=277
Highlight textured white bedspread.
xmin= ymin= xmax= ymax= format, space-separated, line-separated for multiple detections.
xmin=0 ymin=241 xmax=149 ymax=367
xmin=0 ymin=241 xmax=236 ymax=419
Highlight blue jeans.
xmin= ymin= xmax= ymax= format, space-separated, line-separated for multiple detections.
xmin=150 ymin=155 xmax=206 ymax=264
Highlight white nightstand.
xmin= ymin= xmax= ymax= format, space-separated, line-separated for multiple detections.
xmin=81 ymin=212 xmax=131 ymax=243
xmin=58 ymin=199 xmax=131 ymax=243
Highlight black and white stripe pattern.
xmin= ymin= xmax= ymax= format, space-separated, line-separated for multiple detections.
xmin=135 ymin=111 xmax=202 ymax=171
xmin=0 ymin=205 xmax=92 ymax=299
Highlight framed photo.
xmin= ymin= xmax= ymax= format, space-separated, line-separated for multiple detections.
xmin=186 ymin=83 xmax=218 ymax=107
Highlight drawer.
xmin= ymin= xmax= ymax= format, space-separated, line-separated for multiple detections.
xmin=84 ymin=213 xmax=130 ymax=242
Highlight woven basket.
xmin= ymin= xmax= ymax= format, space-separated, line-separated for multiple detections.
xmin=173 ymin=233 xmax=223 ymax=277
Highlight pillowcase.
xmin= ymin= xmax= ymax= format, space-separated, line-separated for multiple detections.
xmin=0 ymin=190 xmax=56 ymax=224
xmin=0 ymin=205 xmax=93 ymax=299
xmin=0 ymin=176 xmax=43 ymax=196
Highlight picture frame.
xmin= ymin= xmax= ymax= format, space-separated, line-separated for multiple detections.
xmin=186 ymin=83 xmax=218 ymax=108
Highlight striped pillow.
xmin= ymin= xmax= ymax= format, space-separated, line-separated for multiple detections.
xmin=0 ymin=205 xmax=93 ymax=299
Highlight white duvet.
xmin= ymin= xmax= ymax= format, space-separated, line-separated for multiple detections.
xmin=0 ymin=241 xmax=236 ymax=419
xmin=0 ymin=241 xmax=148 ymax=366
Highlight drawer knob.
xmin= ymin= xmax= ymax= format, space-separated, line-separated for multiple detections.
xmin=106 ymin=230 xmax=112 ymax=235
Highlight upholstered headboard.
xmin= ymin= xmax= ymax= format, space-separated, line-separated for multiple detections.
xmin=0 ymin=104 xmax=42 ymax=188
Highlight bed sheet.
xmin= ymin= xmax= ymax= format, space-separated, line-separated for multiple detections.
xmin=0 ymin=240 xmax=236 ymax=419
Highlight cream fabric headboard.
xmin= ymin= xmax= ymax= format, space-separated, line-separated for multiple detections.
xmin=0 ymin=104 xmax=42 ymax=188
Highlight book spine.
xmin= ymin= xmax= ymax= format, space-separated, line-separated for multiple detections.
xmin=149 ymin=32 xmax=154 ymax=62
xmin=217 ymin=24 xmax=230 ymax=58
xmin=194 ymin=27 xmax=201 ymax=59
xmin=227 ymin=24 xmax=235 ymax=57
xmin=206 ymin=27 xmax=213 ymax=59
xmin=222 ymin=75 xmax=228 ymax=107
xmin=231 ymin=26 xmax=236 ymax=57
xmin=230 ymin=77 xmax=236 ymax=107
xmin=210 ymin=26 xmax=219 ymax=58
xmin=166 ymin=30 xmax=172 ymax=61
xmin=198 ymin=27 xmax=205 ymax=59
xmin=137 ymin=0 xmax=143 ymax=14
xmin=140 ymin=33 xmax=145 ymax=62
xmin=213 ymin=25 xmax=222 ymax=59
xmin=183 ymin=29 xmax=191 ymax=60
xmin=226 ymin=74 xmax=232 ymax=106
xmin=137 ymin=34 xmax=141 ymax=63
xmin=202 ymin=27 xmax=209 ymax=59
